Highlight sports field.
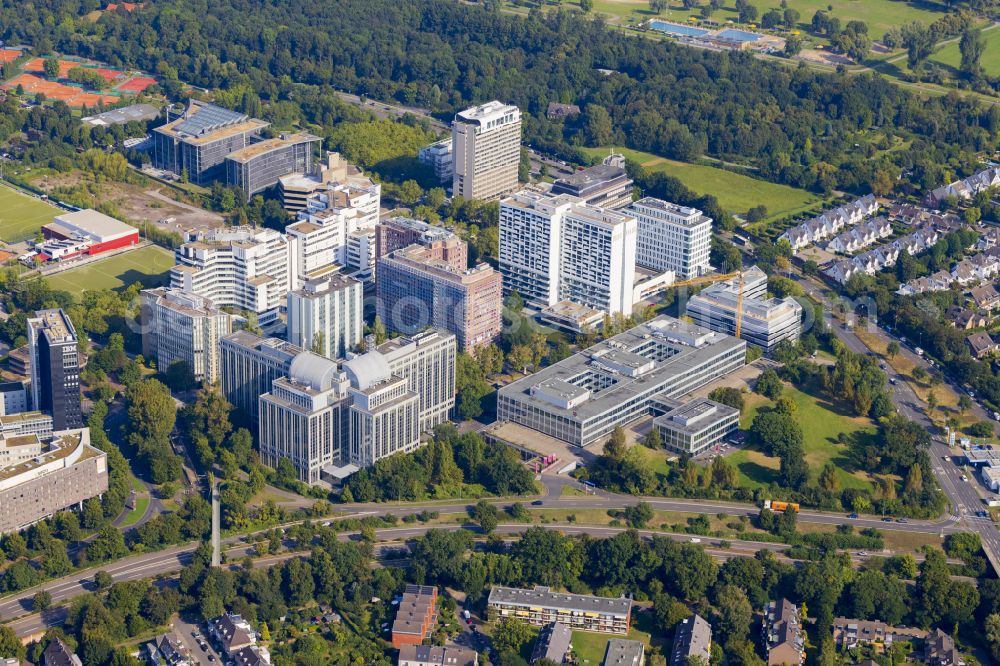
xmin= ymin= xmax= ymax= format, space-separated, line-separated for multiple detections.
xmin=0 ymin=185 xmax=59 ymax=242
xmin=43 ymin=244 xmax=175 ymax=297
xmin=581 ymin=146 xmax=822 ymax=222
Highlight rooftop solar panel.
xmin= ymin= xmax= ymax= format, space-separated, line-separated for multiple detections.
xmin=174 ymin=102 xmax=247 ymax=136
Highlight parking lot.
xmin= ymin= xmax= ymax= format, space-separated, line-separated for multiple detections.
xmin=171 ymin=615 xmax=222 ymax=664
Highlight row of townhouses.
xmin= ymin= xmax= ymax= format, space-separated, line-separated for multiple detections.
xmin=825 ymin=226 xmax=941 ymax=284
xmin=778 ymin=195 xmax=879 ymax=251
xmin=824 ymin=216 xmax=892 ymax=255
xmin=927 ymin=166 xmax=1000 ymax=205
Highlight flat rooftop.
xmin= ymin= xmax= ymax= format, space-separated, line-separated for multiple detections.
xmin=629 ymin=197 xmax=708 ymax=225
xmin=31 ymin=309 xmax=76 ymax=345
xmin=455 ymin=100 xmax=518 ymax=124
xmin=499 ymin=316 xmax=744 ymax=421
xmin=82 ymin=103 xmax=159 ymax=126
xmin=551 ymin=163 xmax=630 ymax=196
xmin=655 ymin=398 xmax=739 ymax=435
xmin=225 ymin=132 xmax=321 ymax=163
xmin=155 ymin=100 xmax=269 ymax=144
xmin=488 ymin=586 xmax=631 ymax=617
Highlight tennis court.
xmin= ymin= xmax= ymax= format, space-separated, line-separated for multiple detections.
xmin=44 ymin=244 xmax=175 ymax=297
xmin=0 ymin=185 xmax=59 ymax=242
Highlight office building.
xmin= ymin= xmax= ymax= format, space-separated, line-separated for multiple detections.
xmin=654 ymin=398 xmax=739 ymax=456
xmin=391 ymin=585 xmax=439 ymax=648
xmin=530 ymin=622 xmax=572 ymax=664
xmin=763 ymin=600 xmax=805 ymax=666
xmin=152 ymin=100 xmax=269 ymax=185
xmin=627 ymin=197 xmax=712 ymax=280
xmin=259 ymin=353 xmax=349 ymax=484
xmin=452 ymin=101 xmax=521 ymax=201
xmin=375 ymin=217 xmax=463 ymax=267
xmin=38 ymin=209 xmax=140 ymax=262
xmin=225 ymin=132 xmax=321 ymax=199
xmin=0 ymin=382 xmax=28 ymax=417
xmin=278 ymin=152 xmax=369 ymax=212
xmin=171 ymin=226 xmax=290 ymax=329
xmin=43 ymin=639 xmax=82 ymax=666
xmin=670 ymin=615 xmax=712 ymax=666
xmin=0 ymin=428 xmax=108 ymax=534
xmin=286 ymin=274 xmax=364 ymax=359
xmin=499 ymin=189 xmax=639 ymax=315
xmin=488 ymin=586 xmax=632 ymax=634
xmin=498 ymin=316 xmax=745 ymax=447
xmin=550 ymin=156 xmax=633 ymax=209
xmin=28 ymin=309 xmax=82 ymax=431
xmin=397 ymin=646 xmax=476 ymax=666
xmin=287 ymin=173 xmax=381 ymax=287
xmin=684 ymin=266 xmax=802 ymax=353
xmin=219 ymin=332 xmax=303 ymax=425
xmin=0 ymin=412 xmax=54 ymax=438
xmin=377 ymin=238 xmax=502 ymax=351
xmin=375 ymin=330 xmax=456 ymax=431
xmin=140 ymin=288 xmax=232 ymax=384
xmin=344 ymin=372 xmax=420 ymax=468
xmin=604 ymin=639 xmax=645 ymax=666
xmin=417 ymin=138 xmax=454 ymax=184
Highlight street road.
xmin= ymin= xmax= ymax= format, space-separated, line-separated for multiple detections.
xmin=795 ymin=273 xmax=1000 ymax=574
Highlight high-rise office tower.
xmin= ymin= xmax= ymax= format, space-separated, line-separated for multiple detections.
xmin=27 ymin=309 xmax=82 ymax=431
xmin=627 ymin=197 xmax=712 ymax=280
xmin=286 ymin=274 xmax=364 ymax=359
xmin=219 ymin=331 xmax=303 ymax=427
xmin=452 ymin=101 xmax=521 ymax=201
xmin=140 ymin=288 xmax=233 ymax=384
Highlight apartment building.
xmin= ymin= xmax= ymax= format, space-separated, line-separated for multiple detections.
xmin=604 ymin=640 xmax=645 ymax=666
xmin=627 ymin=197 xmax=712 ymax=280
xmin=670 ymin=615 xmax=712 ymax=666
xmin=685 ymin=266 xmax=802 ymax=353
xmin=286 ymin=174 xmax=381 ymax=287
xmin=43 ymin=639 xmax=82 ymax=666
xmin=225 ymin=132 xmax=321 ymax=199
xmin=763 ymin=599 xmax=805 ymax=666
xmin=286 ymin=274 xmax=364 ymax=359
xmin=0 ymin=428 xmax=108 ymax=534
xmin=259 ymin=353 xmax=348 ymax=484
xmin=140 ymin=288 xmax=233 ymax=384
xmin=171 ymin=227 xmax=290 ymax=329
xmin=397 ymin=646 xmax=476 ymax=666
xmin=28 ymin=309 xmax=82 ymax=431
xmin=550 ymin=156 xmax=634 ymax=209
xmin=487 ymin=586 xmax=632 ymax=634
xmin=152 ymin=100 xmax=269 ymax=185
xmin=391 ymin=585 xmax=438 ymax=648
xmin=452 ymin=101 xmax=521 ymax=201
xmin=654 ymin=398 xmax=740 ymax=456
xmin=417 ymin=138 xmax=454 ymax=184
xmin=499 ymin=189 xmax=639 ymax=315
xmin=530 ymin=622 xmax=572 ymax=664
xmin=376 ymin=238 xmax=502 ymax=351
xmin=375 ymin=217 xmax=464 ymax=267
xmin=497 ymin=316 xmax=745 ymax=447
xmin=219 ymin=331 xmax=304 ymax=426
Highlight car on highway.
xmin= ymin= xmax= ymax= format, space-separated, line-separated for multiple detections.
xmin=962 ymin=475 xmax=969 ymax=482
xmin=848 ymin=513 xmax=859 ymax=519
xmin=531 ymin=500 xmax=543 ymax=506
xmin=882 ymin=517 xmax=893 ymax=522
xmin=896 ymin=518 xmax=908 ymax=523
xmin=977 ymin=510 xmax=989 ymax=518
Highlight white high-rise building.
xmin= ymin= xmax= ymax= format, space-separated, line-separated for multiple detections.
xmin=259 ymin=353 xmax=349 ymax=484
xmin=452 ymin=101 xmax=521 ymax=201
xmin=286 ymin=274 xmax=364 ymax=359
xmin=499 ymin=189 xmax=638 ymax=315
xmin=170 ymin=227 xmax=290 ymax=329
xmin=627 ymin=197 xmax=712 ymax=280
xmin=286 ymin=175 xmax=380 ymax=288
xmin=376 ymin=330 xmax=457 ymax=432
xmin=559 ymin=204 xmax=638 ymax=316
xmin=140 ymin=288 xmax=233 ymax=384
xmin=343 ymin=366 xmax=420 ymax=469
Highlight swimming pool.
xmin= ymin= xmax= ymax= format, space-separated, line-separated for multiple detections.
xmin=648 ymin=20 xmax=710 ymax=38
xmin=714 ymin=28 xmax=762 ymax=42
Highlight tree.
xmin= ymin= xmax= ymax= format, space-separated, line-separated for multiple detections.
xmin=709 ymin=387 xmax=744 ymax=412
xmin=750 ymin=409 xmax=803 ymax=456
xmin=987 ymin=613 xmax=1000 ymax=664
xmin=755 ymin=369 xmax=783 ymax=399
xmin=604 ymin=426 xmax=627 ymax=460
xmin=471 ymin=499 xmax=500 ymax=534
xmin=643 ymin=428 xmax=662 ymax=450
xmin=580 ymin=0 xmax=593 ymax=11
xmin=43 ymin=58 xmax=60 ymax=79
xmin=0 ymin=625 xmax=24 ymax=660
xmin=623 ymin=501 xmax=654 ymax=528
xmin=959 ymin=27 xmax=985 ymax=77
xmin=492 ymin=618 xmax=535 ymax=654
xmin=886 ymin=341 xmax=899 ymax=358
xmin=32 ymin=590 xmax=52 ymax=612
xmin=372 ymin=315 xmax=388 ymax=345
xmin=581 ymin=104 xmax=614 ymax=147
xmin=650 ymin=0 xmax=668 ymax=12
xmin=902 ymin=22 xmax=935 ymax=69
xmin=94 ymin=570 xmax=114 ymax=590
xmin=779 ymin=442 xmax=809 ymax=490
xmin=715 ymin=585 xmax=753 ymax=643
xmin=507 ymin=345 xmax=533 ymax=375
xmin=818 ymin=462 xmax=839 ymax=494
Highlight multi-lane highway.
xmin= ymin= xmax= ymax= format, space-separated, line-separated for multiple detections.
xmin=795 ymin=273 xmax=1000 ymax=574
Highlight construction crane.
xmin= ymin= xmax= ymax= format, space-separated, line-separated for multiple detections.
xmin=669 ymin=270 xmax=746 ymax=339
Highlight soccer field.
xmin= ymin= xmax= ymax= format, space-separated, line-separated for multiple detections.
xmin=0 ymin=184 xmax=59 ymax=242
xmin=44 ymin=245 xmax=175 ymax=297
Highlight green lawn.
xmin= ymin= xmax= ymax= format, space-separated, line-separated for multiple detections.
xmin=931 ymin=24 xmax=1000 ymax=76
xmin=0 ymin=184 xmax=60 ymax=242
xmin=580 ymin=146 xmax=823 ymax=222
xmin=43 ymin=244 xmax=174 ymax=297
xmin=729 ymin=381 xmax=877 ymax=492
xmin=572 ymin=627 xmax=652 ymax=665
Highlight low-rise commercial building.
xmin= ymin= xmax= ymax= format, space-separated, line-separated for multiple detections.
xmin=487 ymin=586 xmax=632 ymax=634
xmin=391 ymin=585 xmax=438 ymax=648
xmin=140 ymin=288 xmax=233 ymax=384
xmin=376 ymin=238 xmax=502 ymax=351
xmin=670 ymin=614 xmax=711 ymax=666
xmin=38 ymin=209 xmax=140 ymax=262
xmin=498 ymin=316 xmax=745 ymax=447
xmin=685 ymin=266 xmax=802 ymax=353
xmin=654 ymin=398 xmax=740 ymax=456
xmin=225 ymin=132 xmax=321 ymax=200
xmin=604 ymin=639 xmax=645 ymax=666
xmin=0 ymin=428 xmax=108 ymax=534
xmin=0 ymin=412 xmax=54 ymax=438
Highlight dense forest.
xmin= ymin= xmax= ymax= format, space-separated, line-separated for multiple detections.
xmin=0 ymin=0 xmax=997 ymax=197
